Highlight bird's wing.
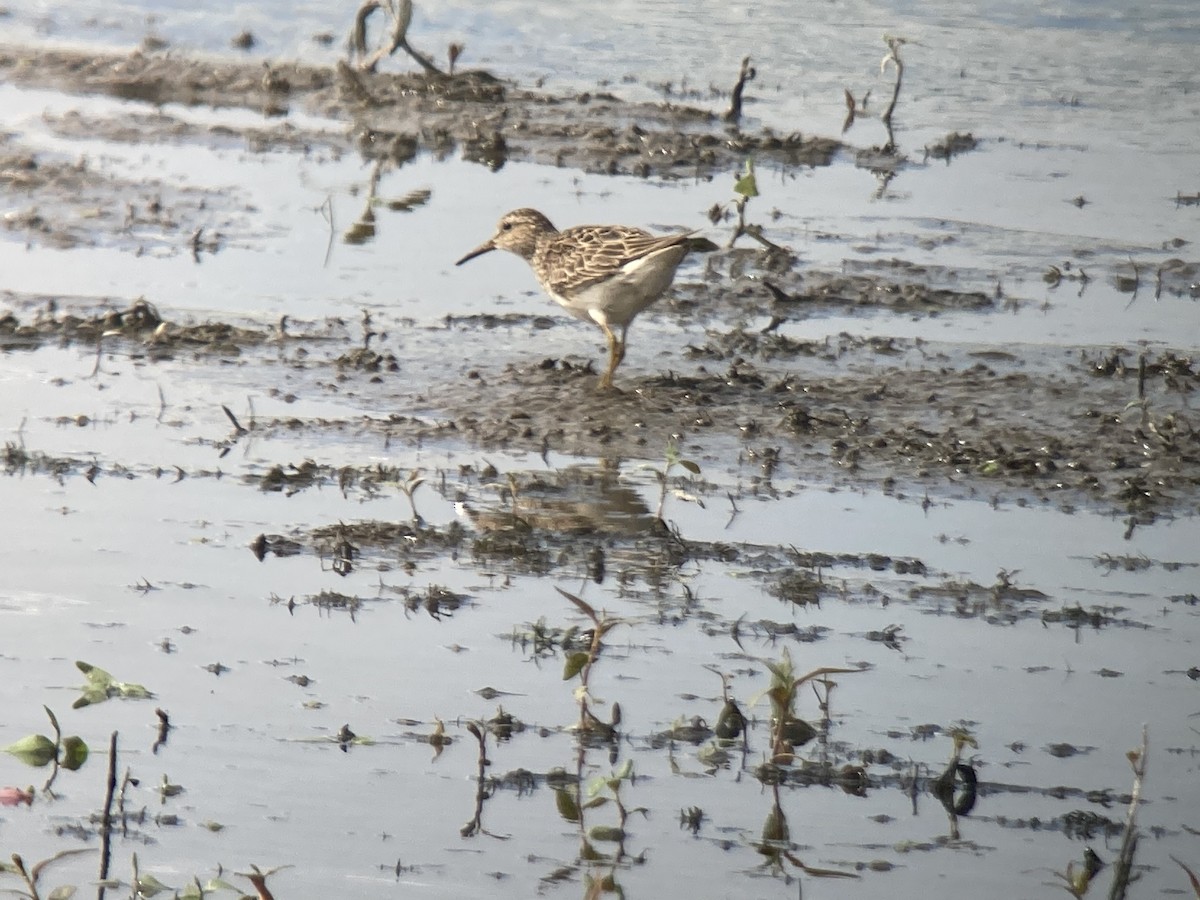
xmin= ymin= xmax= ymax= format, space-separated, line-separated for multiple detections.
xmin=542 ymin=226 xmax=694 ymax=296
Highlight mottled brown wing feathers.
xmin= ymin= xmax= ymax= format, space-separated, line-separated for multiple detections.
xmin=540 ymin=225 xmax=693 ymax=296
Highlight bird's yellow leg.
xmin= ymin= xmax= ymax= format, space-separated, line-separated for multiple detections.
xmin=598 ymin=322 xmax=620 ymax=390
xmin=615 ymin=324 xmax=629 ymax=366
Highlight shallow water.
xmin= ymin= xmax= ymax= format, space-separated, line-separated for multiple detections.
xmin=3 ymin=3 xmax=1200 ymax=900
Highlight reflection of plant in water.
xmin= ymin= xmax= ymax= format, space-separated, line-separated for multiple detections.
xmin=755 ymin=784 xmax=860 ymax=883
xmin=546 ymin=588 xmax=641 ymax=898
xmin=1172 ymin=856 xmax=1200 ymax=899
xmin=118 ymin=856 xmax=292 ymax=900
xmin=459 ymin=721 xmax=507 ymax=840
xmin=0 ymin=849 xmax=94 ymax=900
xmin=552 ymin=757 xmax=642 ymax=897
xmin=1 ymin=849 xmax=290 ymax=900
xmin=585 ymin=760 xmax=643 ymax=852
xmin=557 ymin=588 xmax=623 ymax=740
xmin=341 ymin=155 xmax=434 ymax=247
xmin=1108 ymin=727 xmax=1149 ymax=900
xmin=932 ymin=726 xmax=979 ymax=840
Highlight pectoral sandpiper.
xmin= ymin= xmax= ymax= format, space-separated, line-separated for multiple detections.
xmin=455 ymin=208 xmax=695 ymax=390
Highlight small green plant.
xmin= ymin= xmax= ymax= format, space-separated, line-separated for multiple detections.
xmin=398 ymin=469 xmax=425 ymax=522
xmin=643 ymin=439 xmax=703 ymax=522
xmin=73 ymin=661 xmax=153 ymax=709
xmin=724 ymin=161 xmax=788 ymax=253
xmin=3 ymin=706 xmax=88 ymax=793
xmin=878 ymin=34 xmax=908 ymax=153
xmin=753 ymin=648 xmax=861 ymax=763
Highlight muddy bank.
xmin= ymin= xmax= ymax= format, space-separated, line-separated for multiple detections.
xmin=0 ymin=43 xmax=844 ymax=180
xmin=3 ymin=297 xmax=1196 ymax=519
xmin=1 ymin=38 xmax=1196 ymax=531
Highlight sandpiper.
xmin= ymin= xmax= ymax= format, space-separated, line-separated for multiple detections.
xmin=455 ymin=208 xmax=695 ymax=390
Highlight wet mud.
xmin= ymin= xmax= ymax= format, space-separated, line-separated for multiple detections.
xmin=4 ymin=290 xmax=1195 ymax=520
xmin=0 ymin=43 xmax=843 ymax=182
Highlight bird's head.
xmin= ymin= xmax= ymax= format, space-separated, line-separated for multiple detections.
xmin=455 ymin=208 xmax=557 ymax=265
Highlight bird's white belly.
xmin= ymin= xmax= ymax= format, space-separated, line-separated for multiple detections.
xmin=547 ymin=245 xmax=687 ymax=327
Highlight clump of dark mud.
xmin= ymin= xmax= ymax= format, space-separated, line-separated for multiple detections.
xmin=0 ymin=43 xmax=842 ymax=181
xmin=0 ymin=297 xmax=267 ymax=351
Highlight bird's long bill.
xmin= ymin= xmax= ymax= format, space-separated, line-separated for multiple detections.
xmin=454 ymin=240 xmax=495 ymax=266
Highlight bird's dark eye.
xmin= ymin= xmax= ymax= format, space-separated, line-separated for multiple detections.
xmin=501 ymin=221 xmax=513 ymax=231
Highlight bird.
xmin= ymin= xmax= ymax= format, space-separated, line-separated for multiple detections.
xmin=455 ymin=208 xmax=695 ymax=390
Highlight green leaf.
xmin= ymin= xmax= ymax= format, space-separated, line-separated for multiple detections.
xmin=678 ymin=459 xmax=701 ymax=475
xmin=5 ymin=733 xmax=57 ymax=767
xmin=76 ymin=661 xmax=115 ymax=688
xmin=47 ymin=886 xmax=78 ymax=900
xmin=43 ymin=705 xmax=61 ymax=734
xmin=74 ymin=661 xmax=116 ymax=706
xmin=30 ymin=849 xmax=96 ymax=881
xmin=586 ymin=775 xmax=608 ymax=798
xmin=613 ymin=758 xmax=634 ymax=782
xmin=114 ymin=680 xmax=153 ymax=700
xmin=588 ymin=825 xmax=626 ymax=843
xmin=761 ymin=805 xmax=789 ymax=843
xmin=562 ymin=651 xmax=589 ymax=681
xmin=73 ymin=686 xmax=111 ymax=709
xmin=74 ymin=661 xmax=153 ymax=704
xmin=733 ymin=160 xmax=759 ymax=198
xmin=136 ymin=873 xmax=173 ymax=897
xmin=697 ymin=742 xmax=731 ymax=767
xmin=60 ymin=736 xmax=89 ymax=771
xmin=159 ymin=775 xmax=184 ymax=798
xmin=554 ymin=787 xmax=580 ymax=823
xmin=582 ymin=796 xmax=610 ymax=810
